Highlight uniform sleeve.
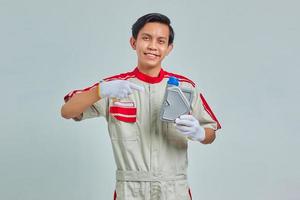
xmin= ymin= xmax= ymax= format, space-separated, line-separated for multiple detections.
xmin=191 ymin=86 xmax=221 ymax=131
xmin=63 ymin=83 xmax=108 ymax=121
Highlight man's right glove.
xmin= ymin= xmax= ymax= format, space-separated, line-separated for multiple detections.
xmin=98 ymin=80 xmax=144 ymax=99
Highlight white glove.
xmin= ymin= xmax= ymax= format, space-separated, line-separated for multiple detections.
xmin=99 ymin=80 xmax=144 ymax=99
xmin=175 ymin=115 xmax=206 ymax=142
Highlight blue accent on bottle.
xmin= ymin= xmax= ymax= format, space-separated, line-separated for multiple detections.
xmin=167 ymin=76 xmax=179 ymax=86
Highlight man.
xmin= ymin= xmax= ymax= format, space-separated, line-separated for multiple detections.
xmin=61 ymin=13 xmax=221 ymax=200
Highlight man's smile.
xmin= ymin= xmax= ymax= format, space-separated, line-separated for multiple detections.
xmin=144 ymin=52 xmax=160 ymax=59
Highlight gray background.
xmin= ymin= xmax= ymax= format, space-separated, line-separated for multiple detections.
xmin=1 ymin=0 xmax=299 ymax=199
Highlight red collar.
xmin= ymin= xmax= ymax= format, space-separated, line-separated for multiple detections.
xmin=133 ymin=67 xmax=165 ymax=84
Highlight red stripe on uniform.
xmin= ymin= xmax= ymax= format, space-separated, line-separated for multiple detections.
xmin=189 ymin=188 xmax=193 ymax=200
xmin=109 ymin=106 xmax=137 ymax=115
xmin=114 ymin=115 xmax=136 ymax=123
xmin=104 ymin=71 xmax=135 ymax=82
xmin=113 ymin=190 xmax=117 ymax=200
xmin=200 ymin=93 xmax=221 ymax=129
xmin=105 ymin=75 xmax=136 ymax=82
xmin=164 ymin=72 xmax=196 ymax=87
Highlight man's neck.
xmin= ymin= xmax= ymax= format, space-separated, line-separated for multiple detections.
xmin=137 ymin=66 xmax=161 ymax=77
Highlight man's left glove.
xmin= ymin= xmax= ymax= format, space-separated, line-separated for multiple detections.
xmin=175 ymin=115 xmax=206 ymax=142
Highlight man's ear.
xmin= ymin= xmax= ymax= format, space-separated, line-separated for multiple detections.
xmin=130 ymin=37 xmax=136 ymax=50
xmin=166 ymin=44 xmax=173 ymax=56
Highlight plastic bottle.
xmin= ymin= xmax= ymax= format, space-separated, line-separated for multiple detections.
xmin=160 ymin=76 xmax=191 ymax=122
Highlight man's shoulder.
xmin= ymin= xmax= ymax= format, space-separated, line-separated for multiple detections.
xmin=103 ymin=70 xmax=136 ymax=81
xmin=163 ymin=70 xmax=196 ymax=88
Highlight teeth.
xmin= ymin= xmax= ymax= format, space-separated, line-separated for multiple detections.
xmin=145 ymin=53 xmax=157 ymax=56
xmin=146 ymin=54 xmax=156 ymax=58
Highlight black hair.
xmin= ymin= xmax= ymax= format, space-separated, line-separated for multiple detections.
xmin=131 ymin=13 xmax=174 ymax=45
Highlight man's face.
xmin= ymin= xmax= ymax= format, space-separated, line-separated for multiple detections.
xmin=130 ymin=22 xmax=173 ymax=70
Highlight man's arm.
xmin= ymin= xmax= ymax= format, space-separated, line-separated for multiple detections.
xmin=201 ymin=128 xmax=216 ymax=144
xmin=61 ymin=80 xmax=144 ymax=119
xmin=61 ymin=86 xmax=100 ymax=119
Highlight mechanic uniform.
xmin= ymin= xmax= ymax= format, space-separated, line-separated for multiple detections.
xmin=64 ymin=67 xmax=221 ymax=200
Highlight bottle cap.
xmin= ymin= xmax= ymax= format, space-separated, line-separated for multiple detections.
xmin=167 ymin=76 xmax=179 ymax=86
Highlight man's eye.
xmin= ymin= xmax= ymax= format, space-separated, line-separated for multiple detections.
xmin=159 ymin=40 xmax=166 ymax=44
xmin=143 ymin=37 xmax=149 ymax=40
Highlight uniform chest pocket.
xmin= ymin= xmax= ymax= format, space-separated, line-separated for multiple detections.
xmin=108 ymin=102 xmax=138 ymax=141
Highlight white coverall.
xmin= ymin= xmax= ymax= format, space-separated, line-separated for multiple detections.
xmin=64 ymin=67 xmax=221 ymax=200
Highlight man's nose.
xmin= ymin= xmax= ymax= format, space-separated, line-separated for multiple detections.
xmin=147 ymin=40 xmax=158 ymax=50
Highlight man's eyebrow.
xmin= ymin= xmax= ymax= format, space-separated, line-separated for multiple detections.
xmin=157 ymin=36 xmax=167 ymax=40
xmin=140 ymin=33 xmax=152 ymax=37
xmin=140 ymin=33 xmax=168 ymax=40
